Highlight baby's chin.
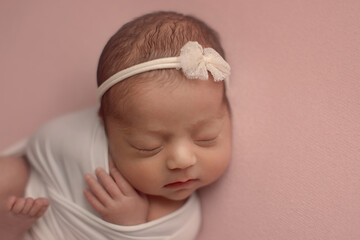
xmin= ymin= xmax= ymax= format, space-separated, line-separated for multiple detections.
xmin=162 ymin=187 xmax=201 ymax=201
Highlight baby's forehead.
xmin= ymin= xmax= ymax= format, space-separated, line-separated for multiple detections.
xmin=108 ymin=102 xmax=228 ymax=137
xmin=104 ymin=72 xmax=227 ymax=124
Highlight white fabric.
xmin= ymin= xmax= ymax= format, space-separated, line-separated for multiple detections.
xmin=22 ymin=107 xmax=201 ymax=240
xmin=0 ymin=138 xmax=28 ymax=157
xmin=97 ymin=41 xmax=230 ymax=100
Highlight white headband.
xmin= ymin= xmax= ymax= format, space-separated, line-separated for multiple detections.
xmin=97 ymin=41 xmax=230 ymax=100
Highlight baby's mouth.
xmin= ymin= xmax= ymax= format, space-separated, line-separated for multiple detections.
xmin=163 ymin=179 xmax=199 ymax=188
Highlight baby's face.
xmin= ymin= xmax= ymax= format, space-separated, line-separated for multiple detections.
xmin=104 ymin=76 xmax=231 ymax=201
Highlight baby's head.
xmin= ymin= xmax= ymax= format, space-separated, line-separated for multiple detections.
xmin=97 ymin=11 xmax=232 ymax=201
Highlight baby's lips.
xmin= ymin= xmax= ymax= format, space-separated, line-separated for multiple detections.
xmin=163 ymin=179 xmax=199 ymax=188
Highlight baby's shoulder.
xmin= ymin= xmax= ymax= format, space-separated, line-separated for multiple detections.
xmin=32 ymin=107 xmax=99 ymax=140
xmin=27 ymin=106 xmax=102 ymax=159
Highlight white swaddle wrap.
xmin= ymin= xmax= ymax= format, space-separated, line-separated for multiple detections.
xmin=21 ymin=107 xmax=201 ymax=240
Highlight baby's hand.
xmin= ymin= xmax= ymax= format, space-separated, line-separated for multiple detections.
xmin=84 ymin=164 xmax=149 ymax=226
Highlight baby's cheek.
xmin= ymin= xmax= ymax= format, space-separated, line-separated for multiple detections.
xmin=120 ymin=161 xmax=161 ymax=192
xmin=201 ymin=149 xmax=231 ymax=184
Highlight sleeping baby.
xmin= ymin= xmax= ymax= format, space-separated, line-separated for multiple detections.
xmin=0 ymin=11 xmax=232 ymax=240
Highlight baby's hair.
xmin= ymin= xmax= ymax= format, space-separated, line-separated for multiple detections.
xmin=97 ymin=11 xmax=228 ymax=119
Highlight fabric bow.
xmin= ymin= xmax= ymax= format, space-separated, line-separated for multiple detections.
xmin=178 ymin=41 xmax=230 ymax=81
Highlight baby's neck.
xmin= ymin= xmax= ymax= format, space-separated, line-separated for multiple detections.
xmin=146 ymin=196 xmax=187 ymax=222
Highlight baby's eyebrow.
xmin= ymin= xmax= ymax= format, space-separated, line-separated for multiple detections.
xmin=121 ymin=125 xmax=166 ymax=136
xmin=190 ymin=114 xmax=226 ymax=129
xmin=192 ymin=118 xmax=223 ymax=128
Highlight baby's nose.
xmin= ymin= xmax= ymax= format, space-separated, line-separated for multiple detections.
xmin=166 ymin=141 xmax=197 ymax=170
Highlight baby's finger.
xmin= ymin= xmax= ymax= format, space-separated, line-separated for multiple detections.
xmin=83 ymin=189 xmax=104 ymax=213
xmin=11 ymin=198 xmax=26 ymax=214
xmin=95 ymin=168 xmax=122 ymax=198
xmin=84 ymin=173 xmax=112 ymax=205
xmin=109 ymin=166 xmax=136 ymax=196
xmin=28 ymin=198 xmax=48 ymax=217
xmin=34 ymin=205 xmax=49 ymax=218
xmin=21 ymin=198 xmax=34 ymax=215
xmin=5 ymin=196 xmax=17 ymax=211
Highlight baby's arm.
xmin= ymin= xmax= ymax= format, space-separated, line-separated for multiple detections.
xmin=84 ymin=161 xmax=149 ymax=226
xmin=0 ymin=156 xmax=29 ymax=201
xmin=0 ymin=156 xmax=49 ymax=240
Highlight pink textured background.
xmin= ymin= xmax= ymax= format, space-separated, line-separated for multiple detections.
xmin=1 ymin=0 xmax=360 ymax=239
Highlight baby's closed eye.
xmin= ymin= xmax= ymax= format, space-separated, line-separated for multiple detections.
xmin=193 ymin=135 xmax=219 ymax=147
xmin=132 ymin=144 xmax=164 ymax=153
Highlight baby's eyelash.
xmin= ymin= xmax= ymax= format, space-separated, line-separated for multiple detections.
xmin=196 ymin=136 xmax=218 ymax=142
xmin=195 ymin=136 xmax=218 ymax=143
xmin=134 ymin=146 xmax=163 ymax=153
